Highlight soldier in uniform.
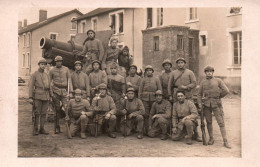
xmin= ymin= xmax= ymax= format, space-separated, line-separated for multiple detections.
xmin=171 ymin=91 xmax=199 ymax=145
xmin=119 ymin=87 xmax=145 ymax=139
xmin=28 ymin=59 xmax=52 ymax=135
xmin=89 ymin=60 xmax=108 ymax=99
xmin=159 ymin=59 xmax=173 ymax=100
xmin=118 ymin=46 xmax=133 ymax=75
xmin=65 ymin=89 xmax=92 ymax=139
xmin=148 ymin=90 xmax=171 ymax=140
xmin=49 ymin=56 xmax=73 ymax=133
xmin=107 ymin=63 xmax=126 ymax=131
xmin=126 ymin=64 xmax=141 ymax=97
xmin=197 ymin=66 xmax=231 ymax=148
xmin=91 ymin=83 xmax=117 ymax=138
xmin=71 ymin=61 xmax=90 ymax=101
xmin=139 ymin=65 xmax=162 ymax=135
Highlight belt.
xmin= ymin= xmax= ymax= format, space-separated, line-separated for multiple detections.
xmin=54 ymin=85 xmax=67 ymax=89
xmin=35 ymin=87 xmax=50 ymax=91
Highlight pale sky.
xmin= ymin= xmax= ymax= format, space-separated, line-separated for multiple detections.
xmin=18 ymin=8 xmax=95 ymax=25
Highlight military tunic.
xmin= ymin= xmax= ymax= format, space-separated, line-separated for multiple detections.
xmin=89 ymin=70 xmax=107 ymax=97
xmin=126 ymin=74 xmax=141 ymax=96
xmin=71 ymin=71 xmax=90 ymax=99
xmin=159 ymin=70 xmax=173 ymax=99
xmin=103 ymin=47 xmax=121 ymax=75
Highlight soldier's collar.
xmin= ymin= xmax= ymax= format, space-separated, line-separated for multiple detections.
xmin=76 ymin=70 xmax=81 ymax=74
xmin=38 ymin=68 xmax=44 ymax=73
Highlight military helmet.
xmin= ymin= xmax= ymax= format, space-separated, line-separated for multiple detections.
xmin=144 ymin=65 xmax=154 ymax=72
xmin=110 ymin=37 xmax=118 ymax=44
xmin=155 ymin=90 xmax=163 ymax=95
xmin=127 ymin=87 xmax=135 ymax=93
xmin=74 ymin=61 xmax=82 ymax=66
xmin=92 ymin=60 xmax=101 ymax=67
xmin=38 ymin=59 xmax=47 ymax=65
xmin=74 ymin=89 xmax=82 ymax=94
xmin=55 ymin=56 xmax=63 ymax=62
xmin=98 ymin=83 xmax=107 ymax=90
xmin=176 ymin=57 xmax=186 ymax=64
xmin=87 ymin=29 xmax=95 ymax=35
xmin=162 ymin=59 xmax=172 ymax=67
xmin=110 ymin=62 xmax=118 ymax=69
xmin=122 ymin=46 xmax=129 ymax=52
xmin=204 ymin=66 xmax=215 ymax=72
xmin=129 ymin=64 xmax=137 ymax=70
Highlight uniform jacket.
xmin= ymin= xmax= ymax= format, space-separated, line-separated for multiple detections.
xmin=67 ymin=99 xmax=92 ymax=119
xmin=138 ymin=75 xmax=162 ymax=102
xmin=91 ymin=95 xmax=116 ymax=115
xmin=118 ymin=54 xmax=133 ymax=71
xmin=159 ymin=70 xmax=173 ymax=97
xmin=126 ymin=74 xmax=141 ymax=93
xmin=172 ymin=99 xmax=198 ymax=129
xmin=119 ymin=98 xmax=145 ymax=116
xmin=82 ymin=38 xmax=104 ymax=62
xmin=197 ymin=77 xmax=229 ymax=108
xmin=149 ymin=99 xmax=171 ymax=126
xmin=71 ymin=71 xmax=90 ymax=97
xmin=29 ymin=68 xmax=52 ymax=100
xmin=49 ymin=66 xmax=73 ymax=95
xmin=108 ymin=74 xmax=126 ymax=100
xmin=89 ymin=70 xmax=108 ymax=89
xmin=103 ymin=46 xmax=120 ymax=64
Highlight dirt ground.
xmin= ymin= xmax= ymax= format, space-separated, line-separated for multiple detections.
xmin=18 ymin=85 xmax=241 ymax=157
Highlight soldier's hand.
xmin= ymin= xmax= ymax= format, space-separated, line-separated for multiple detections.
xmin=105 ymin=113 xmax=111 ymax=120
xmin=128 ymin=113 xmax=134 ymax=119
xmin=172 ymin=127 xmax=177 ymax=134
xmin=182 ymin=117 xmax=187 ymax=123
xmin=122 ymin=109 xmax=127 ymax=115
xmin=69 ymin=93 xmax=73 ymax=98
xmin=28 ymin=98 xmax=33 ymax=105
xmin=152 ymin=115 xmax=158 ymax=120
xmin=127 ymin=82 xmax=132 ymax=86
xmin=179 ymin=85 xmax=188 ymax=90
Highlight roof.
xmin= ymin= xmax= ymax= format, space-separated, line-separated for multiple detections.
xmin=18 ymin=9 xmax=83 ymax=35
xmin=73 ymin=8 xmax=122 ymax=21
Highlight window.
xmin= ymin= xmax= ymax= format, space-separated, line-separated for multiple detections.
xmin=119 ymin=13 xmax=123 ymax=33
xmin=147 ymin=8 xmax=153 ymax=28
xmin=177 ymin=35 xmax=184 ymax=50
xmin=27 ymin=33 xmax=30 ymax=46
xmin=27 ymin=53 xmax=30 ymax=68
xmin=232 ymin=32 xmax=242 ymax=65
xmin=110 ymin=14 xmax=116 ymax=34
xmin=23 ymin=34 xmax=26 ymax=47
xmin=22 ymin=53 xmax=26 ymax=67
xmin=50 ymin=33 xmax=57 ymax=40
xmin=71 ymin=17 xmax=77 ymax=30
xmin=189 ymin=8 xmax=197 ymax=20
xmin=153 ymin=36 xmax=159 ymax=51
xmin=157 ymin=8 xmax=163 ymax=26
xmin=81 ymin=21 xmax=86 ymax=33
xmin=92 ymin=19 xmax=97 ymax=31
xmin=189 ymin=38 xmax=193 ymax=58
xmin=200 ymin=35 xmax=206 ymax=46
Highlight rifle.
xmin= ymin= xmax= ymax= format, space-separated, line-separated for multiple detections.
xmin=31 ymin=100 xmax=36 ymax=136
xmin=123 ymin=96 xmax=128 ymax=137
xmin=65 ymin=78 xmax=72 ymax=139
xmin=94 ymin=93 xmax=101 ymax=138
xmin=200 ymin=103 xmax=208 ymax=146
xmin=168 ymin=104 xmax=173 ymax=137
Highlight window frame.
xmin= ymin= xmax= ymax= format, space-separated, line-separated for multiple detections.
xmin=80 ymin=20 xmax=87 ymax=33
xmin=49 ymin=32 xmax=59 ymax=40
xmin=157 ymin=8 xmax=163 ymax=26
xmin=177 ymin=35 xmax=184 ymax=50
xmin=71 ymin=17 xmax=77 ymax=30
xmin=23 ymin=33 xmax=26 ymax=47
xmin=185 ymin=8 xmax=199 ymax=24
xmin=153 ymin=36 xmax=159 ymax=51
xmin=109 ymin=9 xmax=124 ymax=35
xmin=91 ymin=17 xmax=98 ymax=32
xmin=227 ymin=7 xmax=242 ymax=17
xmin=231 ymin=31 xmax=242 ymax=65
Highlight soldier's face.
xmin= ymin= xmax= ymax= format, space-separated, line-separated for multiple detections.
xmin=75 ymin=94 xmax=82 ymax=101
xmin=127 ymin=92 xmax=135 ymax=100
xmin=88 ymin=32 xmax=95 ymax=39
xmin=205 ymin=71 xmax=214 ymax=77
xmin=56 ymin=61 xmax=62 ymax=67
xmin=111 ymin=41 xmax=118 ymax=48
xmin=130 ymin=67 xmax=137 ymax=74
xmin=99 ymin=89 xmax=106 ymax=96
xmin=163 ymin=63 xmax=171 ymax=71
xmin=177 ymin=92 xmax=185 ymax=103
xmin=111 ymin=67 xmax=117 ymax=74
xmin=177 ymin=61 xmax=185 ymax=69
xmin=146 ymin=69 xmax=153 ymax=76
xmin=39 ymin=63 xmax=46 ymax=70
xmin=75 ymin=64 xmax=82 ymax=71
xmin=123 ymin=50 xmax=128 ymax=55
xmin=156 ymin=95 xmax=163 ymax=102
xmin=93 ymin=63 xmax=100 ymax=70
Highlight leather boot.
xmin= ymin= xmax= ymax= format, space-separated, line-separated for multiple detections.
xmin=172 ymin=129 xmax=182 ymax=141
xmin=34 ymin=115 xmax=39 ymax=136
xmin=160 ymin=134 xmax=168 ymax=140
xmin=160 ymin=123 xmax=168 ymax=140
xmin=193 ymin=127 xmax=202 ymax=142
xmin=208 ymin=137 xmax=214 ymax=145
xmin=39 ymin=115 xmax=49 ymax=135
xmin=185 ymin=136 xmax=192 ymax=145
xmin=185 ymin=124 xmax=193 ymax=145
xmin=80 ymin=125 xmax=87 ymax=139
xmin=223 ymin=139 xmax=231 ymax=149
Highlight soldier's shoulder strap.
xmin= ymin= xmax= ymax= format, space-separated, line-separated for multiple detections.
xmin=173 ymin=69 xmax=186 ymax=85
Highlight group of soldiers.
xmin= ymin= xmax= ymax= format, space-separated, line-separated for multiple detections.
xmin=28 ymin=29 xmax=231 ymax=149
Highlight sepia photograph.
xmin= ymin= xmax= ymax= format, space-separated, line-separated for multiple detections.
xmin=17 ymin=7 xmax=242 ymax=157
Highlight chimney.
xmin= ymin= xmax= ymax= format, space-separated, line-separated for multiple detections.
xmin=18 ymin=21 xmax=22 ymax=29
xmin=24 ymin=19 xmax=27 ymax=27
xmin=39 ymin=10 xmax=47 ymax=22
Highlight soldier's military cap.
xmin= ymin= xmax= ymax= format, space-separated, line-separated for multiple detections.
xmin=129 ymin=64 xmax=137 ymax=70
xmin=110 ymin=62 xmax=118 ymax=69
xmin=55 ymin=56 xmax=63 ymax=62
xmin=155 ymin=90 xmax=163 ymax=95
xmin=74 ymin=89 xmax=82 ymax=94
xmin=87 ymin=29 xmax=95 ymax=35
xmin=204 ymin=66 xmax=215 ymax=72
xmin=38 ymin=59 xmax=47 ymax=65
xmin=98 ymin=83 xmax=107 ymax=90
xmin=74 ymin=61 xmax=82 ymax=66
xmin=162 ymin=59 xmax=172 ymax=67
xmin=144 ymin=65 xmax=154 ymax=72
xmin=176 ymin=57 xmax=186 ymax=64
xmin=127 ymin=87 xmax=135 ymax=93
xmin=92 ymin=60 xmax=101 ymax=66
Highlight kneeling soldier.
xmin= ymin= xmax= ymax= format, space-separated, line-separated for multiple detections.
xmin=172 ymin=90 xmax=198 ymax=145
xmin=119 ymin=87 xmax=145 ymax=139
xmin=65 ymin=89 xmax=92 ymax=139
xmin=91 ymin=83 xmax=117 ymax=138
xmin=148 ymin=90 xmax=171 ymax=140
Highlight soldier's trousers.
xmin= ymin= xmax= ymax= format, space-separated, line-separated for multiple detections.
xmin=204 ymin=104 xmax=227 ymax=141
xmin=119 ymin=115 xmax=144 ymax=136
xmin=172 ymin=119 xmax=195 ymax=140
xmin=88 ymin=114 xmax=117 ymax=136
xmin=148 ymin=117 xmax=169 ymax=137
xmin=34 ymin=99 xmax=49 ymax=130
xmin=52 ymin=92 xmax=68 ymax=126
xmin=142 ymin=100 xmax=155 ymax=135
xmin=71 ymin=115 xmax=89 ymax=136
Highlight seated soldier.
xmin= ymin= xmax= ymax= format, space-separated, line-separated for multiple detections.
xmin=172 ymin=90 xmax=199 ymax=145
xmin=148 ymin=90 xmax=171 ymax=140
xmin=90 ymin=83 xmax=117 ymax=138
xmin=119 ymin=87 xmax=145 ymax=139
xmin=65 ymin=89 xmax=92 ymax=139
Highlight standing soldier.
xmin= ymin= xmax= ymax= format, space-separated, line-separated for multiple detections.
xmin=65 ymin=89 xmax=92 ymax=139
xmin=197 ymin=66 xmax=231 ymax=148
xmin=49 ymin=56 xmax=73 ymax=133
xmin=171 ymin=91 xmax=199 ymax=145
xmin=91 ymin=83 xmax=117 ymax=138
xmin=168 ymin=57 xmax=201 ymax=142
xmin=118 ymin=46 xmax=133 ymax=75
xmin=89 ymin=60 xmax=107 ymax=99
xmin=159 ymin=59 xmax=173 ymax=100
xmin=119 ymin=87 xmax=145 ymax=139
xmin=28 ymin=59 xmax=52 ymax=135
xmin=148 ymin=90 xmax=171 ymax=140
xmin=139 ymin=65 xmax=162 ymax=135
xmin=126 ymin=64 xmax=141 ymax=97
xmin=71 ymin=61 xmax=90 ymax=101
